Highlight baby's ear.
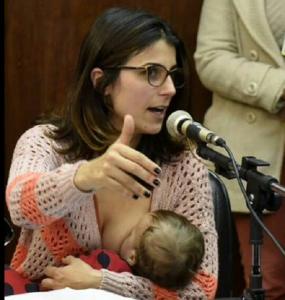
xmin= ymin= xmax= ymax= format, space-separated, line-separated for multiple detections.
xmin=126 ymin=249 xmax=137 ymax=266
xmin=90 ymin=68 xmax=104 ymax=88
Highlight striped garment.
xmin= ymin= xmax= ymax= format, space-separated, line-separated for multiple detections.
xmin=6 ymin=124 xmax=218 ymax=300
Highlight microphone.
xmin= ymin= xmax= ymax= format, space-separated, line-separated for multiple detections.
xmin=166 ymin=110 xmax=226 ymax=147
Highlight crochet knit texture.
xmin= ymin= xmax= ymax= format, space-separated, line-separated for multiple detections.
xmin=6 ymin=124 xmax=218 ymax=300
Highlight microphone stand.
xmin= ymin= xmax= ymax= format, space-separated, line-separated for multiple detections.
xmin=196 ymin=143 xmax=284 ymax=300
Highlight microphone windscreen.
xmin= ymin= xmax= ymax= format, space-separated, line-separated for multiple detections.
xmin=166 ymin=110 xmax=192 ymax=138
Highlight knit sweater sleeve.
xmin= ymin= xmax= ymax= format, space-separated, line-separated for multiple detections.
xmin=98 ymin=151 xmax=218 ymax=300
xmin=6 ymin=125 xmax=93 ymax=229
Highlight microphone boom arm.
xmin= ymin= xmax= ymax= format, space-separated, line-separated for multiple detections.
xmin=196 ymin=143 xmax=236 ymax=179
xmin=196 ymin=143 xmax=285 ymax=199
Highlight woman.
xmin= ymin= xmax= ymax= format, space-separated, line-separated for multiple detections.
xmin=6 ymin=7 xmax=218 ymax=299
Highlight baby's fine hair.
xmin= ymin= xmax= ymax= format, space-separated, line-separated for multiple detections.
xmin=133 ymin=210 xmax=204 ymax=289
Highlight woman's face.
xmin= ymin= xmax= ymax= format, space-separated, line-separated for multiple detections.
xmin=107 ymin=39 xmax=177 ymax=139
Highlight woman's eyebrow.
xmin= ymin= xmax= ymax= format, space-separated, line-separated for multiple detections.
xmin=142 ymin=62 xmax=178 ymax=69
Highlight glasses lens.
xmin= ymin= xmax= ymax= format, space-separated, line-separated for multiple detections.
xmin=171 ymin=69 xmax=185 ymax=88
xmin=146 ymin=65 xmax=166 ymax=87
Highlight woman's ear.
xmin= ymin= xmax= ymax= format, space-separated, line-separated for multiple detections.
xmin=126 ymin=249 xmax=137 ymax=266
xmin=90 ymin=67 xmax=112 ymax=95
xmin=90 ymin=68 xmax=104 ymax=88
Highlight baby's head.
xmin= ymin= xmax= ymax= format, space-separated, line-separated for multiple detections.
xmin=120 ymin=210 xmax=204 ymax=289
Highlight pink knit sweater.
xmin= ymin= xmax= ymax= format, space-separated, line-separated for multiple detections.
xmin=6 ymin=124 xmax=218 ymax=300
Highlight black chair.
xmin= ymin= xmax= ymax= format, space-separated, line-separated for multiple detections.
xmin=209 ymin=170 xmax=237 ymax=298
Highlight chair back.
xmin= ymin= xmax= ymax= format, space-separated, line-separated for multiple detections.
xmin=209 ymin=170 xmax=236 ymax=298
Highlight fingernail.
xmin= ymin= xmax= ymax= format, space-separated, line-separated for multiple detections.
xmin=132 ymin=194 xmax=139 ymax=200
xmin=154 ymin=167 xmax=161 ymax=175
xmin=153 ymin=178 xmax=160 ymax=186
xmin=144 ymin=191 xmax=151 ymax=198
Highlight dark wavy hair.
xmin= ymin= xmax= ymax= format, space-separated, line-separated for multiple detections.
xmin=38 ymin=7 xmax=190 ymax=163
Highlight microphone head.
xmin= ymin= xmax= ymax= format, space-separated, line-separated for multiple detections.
xmin=166 ymin=110 xmax=192 ymax=138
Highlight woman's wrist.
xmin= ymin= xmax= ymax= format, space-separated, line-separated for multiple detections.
xmin=90 ymin=269 xmax=103 ymax=289
xmin=74 ymin=162 xmax=95 ymax=193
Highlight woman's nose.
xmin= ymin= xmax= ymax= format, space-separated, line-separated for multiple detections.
xmin=160 ymin=75 xmax=176 ymax=96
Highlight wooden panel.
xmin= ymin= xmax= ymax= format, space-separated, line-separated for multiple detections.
xmin=4 ymin=0 xmax=211 ymax=263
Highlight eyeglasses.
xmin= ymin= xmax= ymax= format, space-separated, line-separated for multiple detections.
xmin=104 ymin=63 xmax=185 ymax=88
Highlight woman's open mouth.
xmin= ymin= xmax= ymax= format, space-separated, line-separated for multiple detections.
xmin=147 ymin=106 xmax=167 ymax=117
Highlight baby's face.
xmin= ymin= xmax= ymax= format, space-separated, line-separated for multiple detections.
xmin=119 ymin=213 xmax=153 ymax=262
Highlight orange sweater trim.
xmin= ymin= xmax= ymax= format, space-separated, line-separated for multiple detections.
xmin=21 ymin=174 xmax=56 ymax=224
xmin=41 ymin=219 xmax=84 ymax=263
xmin=192 ymin=271 xmax=218 ymax=300
xmin=11 ymin=244 xmax=28 ymax=271
xmin=153 ymin=285 xmax=178 ymax=300
xmin=7 ymin=173 xmax=56 ymax=224
xmin=6 ymin=173 xmax=39 ymax=208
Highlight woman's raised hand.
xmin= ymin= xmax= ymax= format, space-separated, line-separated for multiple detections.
xmin=74 ymin=115 xmax=161 ymax=198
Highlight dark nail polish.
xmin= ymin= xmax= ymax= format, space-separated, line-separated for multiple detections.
xmin=153 ymin=178 xmax=160 ymax=186
xmin=132 ymin=194 xmax=139 ymax=200
xmin=154 ymin=167 xmax=161 ymax=175
xmin=144 ymin=191 xmax=151 ymax=198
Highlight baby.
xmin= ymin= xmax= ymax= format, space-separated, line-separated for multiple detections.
xmin=83 ymin=209 xmax=204 ymax=289
xmin=122 ymin=209 xmax=205 ymax=289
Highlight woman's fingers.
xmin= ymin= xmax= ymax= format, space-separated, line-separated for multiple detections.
xmin=42 ymin=256 xmax=102 ymax=290
xmin=42 ymin=266 xmax=62 ymax=290
xmin=112 ymin=143 xmax=161 ymax=176
xmin=61 ymin=255 xmax=76 ymax=265
xmin=113 ymin=114 xmax=161 ymax=177
xmin=74 ymin=114 xmax=161 ymax=195
xmin=115 ymin=114 xmax=135 ymax=146
xmin=41 ymin=278 xmax=61 ymax=290
xmin=44 ymin=265 xmax=57 ymax=277
xmin=107 ymin=166 xmax=155 ymax=198
xmin=113 ymin=152 xmax=160 ymax=186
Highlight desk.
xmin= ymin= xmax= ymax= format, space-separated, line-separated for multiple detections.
xmin=5 ymin=288 xmax=135 ymax=300
xmin=216 ymin=298 xmax=242 ymax=300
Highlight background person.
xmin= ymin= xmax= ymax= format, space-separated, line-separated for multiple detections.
xmin=194 ymin=0 xmax=285 ymax=299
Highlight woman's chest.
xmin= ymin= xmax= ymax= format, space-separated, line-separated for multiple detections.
xmin=95 ymin=191 xmax=151 ymax=252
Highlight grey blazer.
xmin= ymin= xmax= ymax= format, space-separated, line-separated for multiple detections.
xmin=194 ymin=0 xmax=285 ymax=212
